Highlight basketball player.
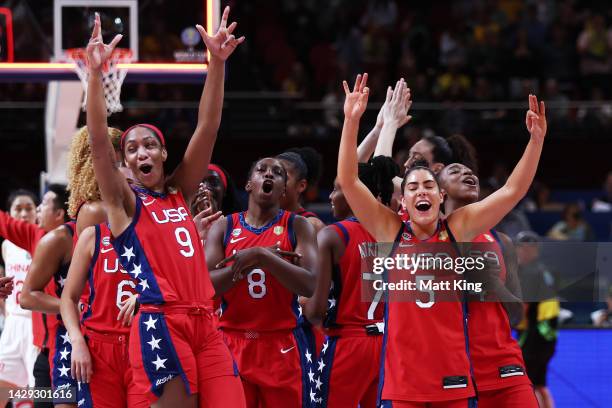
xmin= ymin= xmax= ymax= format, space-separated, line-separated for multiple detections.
xmin=304 ymin=156 xmax=398 ymax=407
xmin=0 ymin=190 xmax=38 ymax=406
xmin=0 ymin=186 xmax=69 ymax=408
xmin=205 ymin=157 xmax=317 ymax=407
xmin=337 ymin=73 xmax=547 ymax=407
xmin=190 ymin=164 xmax=241 ymax=242
xmin=60 ymin=221 xmax=143 ymax=408
xmin=20 ymin=187 xmax=77 ymax=408
xmin=191 ymin=164 xmax=241 ymax=216
xmin=85 ymin=9 xmax=246 ymax=407
xmin=438 ymin=163 xmax=538 ymax=407
xmin=277 ymin=148 xmax=325 ymax=232
xmin=61 ymin=127 xmax=146 ymax=407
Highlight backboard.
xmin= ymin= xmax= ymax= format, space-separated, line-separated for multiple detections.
xmin=0 ymin=0 xmax=218 ymax=81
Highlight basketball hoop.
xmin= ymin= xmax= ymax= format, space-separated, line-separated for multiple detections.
xmin=66 ymin=47 xmax=133 ymax=115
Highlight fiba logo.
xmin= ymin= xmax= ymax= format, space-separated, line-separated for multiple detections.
xmin=102 ymin=236 xmax=111 ymax=246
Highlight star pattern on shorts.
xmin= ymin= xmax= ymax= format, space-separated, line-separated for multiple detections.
xmin=59 ymin=347 xmax=70 ymax=361
xmin=58 ymin=275 xmax=66 ymax=288
xmin=148 ymin=335 xmax=161 ymax=351
xmin=122 ymin=246 xmax=135 ymax=262
xmin=152 ymin=354 xmax=167 ymax=371
xmin=328 ymin=298 xmax=336 ymax=308
xmin=321 ymin=341 xmax=329 ymax=355
xmin=58 ymin=364 xmax=70 ymax=377
xmin=60 ymin=332 xmax=71 ymax=344
xmin=144 ymin=315 xmax=157 ymax=331
xmin=317 ymin=358 xmax=326 ymax=372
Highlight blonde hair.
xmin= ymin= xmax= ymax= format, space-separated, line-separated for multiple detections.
xmin=67 ymin=126 xmax=122 ymax=217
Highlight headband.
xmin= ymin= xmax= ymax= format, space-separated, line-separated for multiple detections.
xmin=208 ymin=164 xmax=227 ymax=189
xmin=120 ymin=124 xmax=166 ymax=150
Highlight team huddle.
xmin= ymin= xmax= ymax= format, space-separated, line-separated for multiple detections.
xmin=0 ymin=7 xmax=549 ymax=408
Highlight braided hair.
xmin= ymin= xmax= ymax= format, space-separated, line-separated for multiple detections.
xmin=359 ymin=156 xmax=400 ymax=206
xmin=421 ymin=134 xmax=478 ymax=174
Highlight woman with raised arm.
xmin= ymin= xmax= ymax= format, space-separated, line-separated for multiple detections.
xmin=438 ymin=163 xmax=538 ymax=407
xmin=337 ymin=73 xmax=547 ymax=407
xmin=304 ymin=157 xmax=398 ymax=408
xmin=85 ymin=9 xmax=245 ymax=408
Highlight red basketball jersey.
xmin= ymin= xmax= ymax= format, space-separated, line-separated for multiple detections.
xmin=380 ymin=220 xmax=475 ymax=402
xmin=468 ymin=231 xmax=530 ymax=391
xmin=325 ymin=217 xmax=383 ymax=328
xmin=82 ymin=224 xmax=138 ymax=335
xmin=112 ymin=186 xmax=215 ymax=305
xmin=218 ymin=210 xmax=302 ymax=331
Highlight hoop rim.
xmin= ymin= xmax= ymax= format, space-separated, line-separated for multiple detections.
xmin=65 ymin=47 xmax=133 ymax=61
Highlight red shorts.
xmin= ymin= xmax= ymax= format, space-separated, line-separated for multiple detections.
xmin=130 ymin=304 xmax=240 ymax=405
xmin=222 ymin=327 xmax=312 ymax=408
xmin=380 ymin=398 xmax=476 ymax=408
xmin=477 ymin=384 xmax=539 ymax=408
xmin=316 ymin=329 xmax=383 ymax=408
xmin=78 ymin=329 xmax=148 ymax=407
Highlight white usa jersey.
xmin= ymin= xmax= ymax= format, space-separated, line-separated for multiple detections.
xmin=2 ymin=240 xmax=32 ymax=317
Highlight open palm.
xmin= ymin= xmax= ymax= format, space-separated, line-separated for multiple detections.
xmin=86 ymin=12 xmax=122 ymax=72
xmin=196 ymin=6 xmax=245 ymax=62
xmin=343 ymin=73 xmax=370 ymax=120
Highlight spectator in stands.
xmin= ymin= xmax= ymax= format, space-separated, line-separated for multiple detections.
xmin=547 ymin=202 xmax=595 ymax=241
xmin=522 ymin=181 xmax=564 ymax=212
xmin=543 ymin=78 xmax=569 ymax=124
xmin=591 ymin=285 xmax=612 ymax=327
xmin=577 ymin=14 xmax=612 ymax=77
xmin=592 ymin=171 xmax=612 ymax=212
xmin=515 ymin=231 xmax=558 ymax=408
xmin=577 ymin=87 xmax=612 ymax=132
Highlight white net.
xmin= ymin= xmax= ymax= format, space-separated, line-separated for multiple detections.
xmin=67 ymin=48 xmax=133 ymax=115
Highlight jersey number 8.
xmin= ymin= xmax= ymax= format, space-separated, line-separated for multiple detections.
xmin=247 ymin=269 xmax=267 ymax=299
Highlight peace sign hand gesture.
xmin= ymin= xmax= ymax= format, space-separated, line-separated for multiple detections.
xmin=343 ymin=73 xmax=370 ymax=121
xmin=196 ymin=6 xmax=245 ymax=62
xmin=86 ymin=12 xmax=123 ymax=73
xmin=525 ymin=94 xmax=547 ymax=144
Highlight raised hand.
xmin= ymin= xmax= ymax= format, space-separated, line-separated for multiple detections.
xmin=343 ymin=73 xmax=370 ymax=120
xmin=382 ymin=78 xmax=412 ymax=128
xmin=193 ymin=206 xmax=223 ymax=241
xmin=374 ymin=87 xmax=394 ymax=130
xmin=525 ymin=94 xmax=547 ymax=143
xmin=86 ymin=12 xmax=123 ymax=72
xmin=196 ymin=6 xmax=245 ymax=62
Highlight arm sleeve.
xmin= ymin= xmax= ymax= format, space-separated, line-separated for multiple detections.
xmin=0 ymin=210 xmax=44 ymax=254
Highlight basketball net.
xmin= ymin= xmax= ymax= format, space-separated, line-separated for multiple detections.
xmin=66 ymin=48 xmax=132 ymax=115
